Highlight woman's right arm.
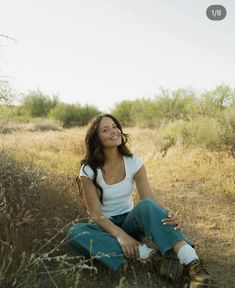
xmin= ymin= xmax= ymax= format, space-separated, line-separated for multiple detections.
xmin=80 ymin=176 xmax=140 ymax=259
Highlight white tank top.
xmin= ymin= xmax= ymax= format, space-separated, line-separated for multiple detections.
xmin=80 ymin=155 xmax=144 ymax=217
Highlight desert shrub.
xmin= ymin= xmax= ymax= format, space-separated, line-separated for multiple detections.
xmin=50 ymin=103 xmax=100 ymax=127
xmin=159 ymin=117 xmax=233 ymax=153
xmin=155 ymin=88 xmax=198 ymax=121
xmin=0 ymin=104 xmax=18 ymax=121
xmin=201 ymin=85 xmax=235 ymax=111
xmin=181 ymin=118 xmax=228 ymax=148
xmin=17 ymin=90 xmax=58 ymax=118
xmin=220 ymin=105 xmax=235 ymax=130
xmin=30 ymin=119 xmax=62 ymax=131
xmin=155 ymin=120 xmax=186 ymax=154
xmin=112 ymin=98 xmax=161 ymax=128
xmin=112 ymin=88 xmax=199 ymax=127
xmin=112 ymin=86 xmax=235 ymax=128
xmin=219 ymin=105 xmax=235 ymax=149
xmin=49 ymin=103 xmax=80 ymax=127
xmin=0 ymin=151 xmax=87 ymax=287
xmin=78 ymin=104 xmax=101 ymax=126
xmin=0 ymin=123 xmax=12 ymax=134
xmin=130 ymin=99 xmax=161 ymax=128
xmin=112 ymin=100 xmax=135 ymax=126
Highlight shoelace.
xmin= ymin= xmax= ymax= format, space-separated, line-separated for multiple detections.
xmin=191 ymin=260 xmax=209 ymax=275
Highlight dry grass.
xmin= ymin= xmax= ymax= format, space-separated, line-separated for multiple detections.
xmin=0 ymin=127 xmax=234 ymax=287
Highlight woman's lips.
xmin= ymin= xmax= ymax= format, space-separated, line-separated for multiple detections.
xmin=110 ymin=135 xmax=120 ymax=140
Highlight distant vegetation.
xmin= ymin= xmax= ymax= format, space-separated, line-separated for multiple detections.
xmin=12 ymin=89 xmax=101 ymax=127
xmin=1 ymin=84 xmax=235 ymax=152
xmin=1 ymin=84 xmax=235 ymax=127
xmin=112 ymin=85 xmax=235 ymax=127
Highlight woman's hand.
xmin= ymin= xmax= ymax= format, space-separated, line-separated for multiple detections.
xmin=117 ymin=232 xmax=140 ymax=260
xmin=162 ymin=207 xmax=180 ymax=229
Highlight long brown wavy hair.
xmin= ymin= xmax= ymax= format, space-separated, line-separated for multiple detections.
xmin=77 ymin=114 xmax=132 ymax=203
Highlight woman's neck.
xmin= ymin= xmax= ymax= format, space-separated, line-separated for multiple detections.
xmin=103 ymin=148 xmax=122 ymax=164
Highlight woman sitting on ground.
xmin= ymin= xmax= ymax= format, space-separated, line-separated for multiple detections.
xmin=67 ymin=114 xmax=216 ymax=287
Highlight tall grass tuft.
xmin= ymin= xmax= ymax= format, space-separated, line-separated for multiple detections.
xmin=0 ymin=151 xmax=88 ymax=287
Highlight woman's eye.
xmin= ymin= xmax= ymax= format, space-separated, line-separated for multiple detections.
xmin=102 ymin=128 xmax=111 ymax=132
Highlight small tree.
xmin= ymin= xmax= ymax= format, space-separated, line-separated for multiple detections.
xmin=155 ymin=88 xmax=197 ymax=121
xmin=79 ymin=105 xmax=101 ymax=126
xmin=201 ymin=85 xmax=235 ymax=111
xmin=0 ymin=81 xmax=14 ymax=104
xmin=49 ymin=103 xmax=100 ymax=127
xmin=0 ymin=35 xmax=17 ymax=104
xmin=112 ymin=100 xmax=135 ymax=126
xmin=18 ymin=90 xmax=59 ymax=117
xmin=0 ymin=81 xmax=17 ymax=122
xmin=130 ymin=98 xmax=160 ymax=128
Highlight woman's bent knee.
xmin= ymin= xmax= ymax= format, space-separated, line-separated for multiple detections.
xmin=135 ymin=198 xmax=167 ymax=218
xmin=138 ymin=198 xmax=163 ymax=210
xmin=67 ymin=223 xmax=91 ymax=242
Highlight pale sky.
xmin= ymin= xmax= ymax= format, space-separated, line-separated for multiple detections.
xmin=0 ymin=0 xmax=235 ymax=112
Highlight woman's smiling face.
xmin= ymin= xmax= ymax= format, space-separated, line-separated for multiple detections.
xmin=98 ymin=116 xmax=122 ymax=148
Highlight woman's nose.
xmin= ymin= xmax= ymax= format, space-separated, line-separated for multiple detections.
xmin=110 ymin=128 xmax=118 ymax=135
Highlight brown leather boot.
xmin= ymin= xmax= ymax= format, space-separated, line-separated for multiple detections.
xmin=149 ymin=250 xmax=183 ymax=282
xmin=183 ymin=259 xmax=217 ymax=287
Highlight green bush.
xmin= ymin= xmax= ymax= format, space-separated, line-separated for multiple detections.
xmin=155 ymin=88 xmax=198 ymax=121
xmin=219 ymin=105 xmax=235 ymax=149
xmin=112 ymin=100 xmax=135 ymax=126
xmin=130 ymin=98 xmax=161 ymax=128
xmin=201 ymin=85 xmax=235 ymax=111
xmin=112 ymin=86 xmax=235 ymax=128
xmin=49 ymin=103 xmax=100 ymax=127
xmin=78 ymin=104 xmax=101 ymax=126
xmin=112 ymin=88 xmax=199 ymax=127
xmin=183 ymin=118 xmax=227 ymax=148
xmin=49 ymin=103 xmax=78 ymax=126
xmin=0 ymin=105 xmax=18 ymax=121
xmin=112 ymin=98 xmax=161 ymax=128
xmin=17 ymin=90 xmax=58 ymax=118
xmin=160 ymin=117 xmax=232 ymax=151
xmin=221 ymin=104 xmax=235 ymax=130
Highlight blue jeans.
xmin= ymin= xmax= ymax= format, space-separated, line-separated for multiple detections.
xmin=67 ymin=199 xmax=193 ymax=271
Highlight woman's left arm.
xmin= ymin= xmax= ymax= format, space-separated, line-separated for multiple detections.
xmin=134 ymin=165 xmax=179 ymax=227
